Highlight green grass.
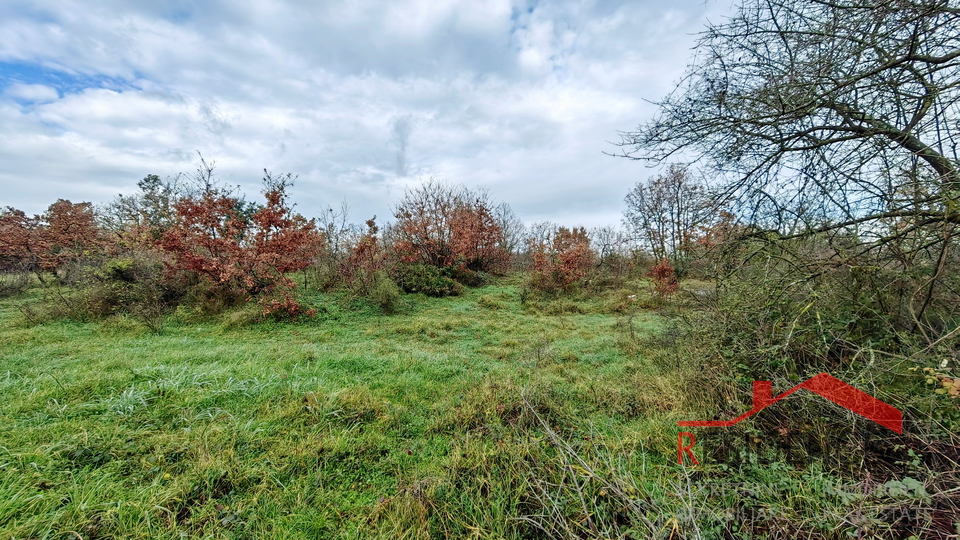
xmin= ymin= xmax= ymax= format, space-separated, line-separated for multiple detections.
xmin=0 ymin=280 xmax=700 ymax=539
xmin=0 ymin=279 xmax=943 ymax=539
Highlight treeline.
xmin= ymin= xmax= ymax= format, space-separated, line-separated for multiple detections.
xmin=0 ymin=160 xmax=733 ymax=327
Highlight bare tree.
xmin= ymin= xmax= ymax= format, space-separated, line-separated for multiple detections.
xmin=317 ymin=200 xmax=357 ymax=259
xmin=623 ymin=165 xmax=715 ymax=273
xmin=493 ymin=201 xmax=526 ymax=256
xmin=616 ymin=0 xmax=960 ymax=237
xmin=525 ymin=222 xmax=558 ymax=254
xmin=616 ymin=0 xmax=960 ymax=329
xmin=588 ymin=225 xmax=629 ymax=260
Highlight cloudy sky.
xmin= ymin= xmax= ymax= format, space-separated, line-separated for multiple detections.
xmin=0 ymin=0 xmax=734 ymax=227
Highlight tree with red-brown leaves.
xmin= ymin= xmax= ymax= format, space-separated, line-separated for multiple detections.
xmin=393 ymin=180 xmax=509 ymax=274
xmin=160 ymin=190 xmax=249 ymax=295
xmin=648 ymin=257 xmax=679 ymax=298
xmin=529 ymin=225 xmax=596 ymax=293
xmin=160 ymin=170 xmax=323 ymax=314
xmin=0 ymin=201 xmax=102 ymax=282
xmin=249 ymin=172 xmax=325 ymax=280
xmin=393 ymin=180 xmax=459 ymax=267
xmin=0 ymin=208 xmax=45 ymax=276
xmin=449 ymin=197 xmax=509 ymax=273
xmin=43 ymin=200 xmax=103 ymax=278
xmin=342 ymin=217 xmax=386 ymax=294
xmin=694 ymin=211 xmax=740 ymax=250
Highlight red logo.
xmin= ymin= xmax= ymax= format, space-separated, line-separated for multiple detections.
xmin=676 ymin=373 xmax=903 ymax=465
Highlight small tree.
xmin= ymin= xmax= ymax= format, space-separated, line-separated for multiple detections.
xmin=100 ymin=174 xmax=182 ymax=244
xmin=393 ymin=180 xmax=508 ymax=274
xmin=343 ymin=217 xmax=387 ymax=294
xmin=0 ymin=201 xmax=102 ymax=282
xmin=0 ymin=207 xmax=45 ymax=278
xmin=529 ymin=225 xmax=596 ymax=293
xmin=160 ymin=170 xmax=322 ymax=314
xmin=623 ymin=165 xmax=716 ymax=276
xmin=43 ymin=200 xmax=103 ymax=279
xmin=615 ymin=0 xmax=960 ymax=332
xmin=647 ymin=258 xmax=679 ymax=299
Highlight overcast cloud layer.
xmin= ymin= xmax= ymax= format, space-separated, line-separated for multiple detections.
xmin=0 ymin=0 xmax=733 ymax=226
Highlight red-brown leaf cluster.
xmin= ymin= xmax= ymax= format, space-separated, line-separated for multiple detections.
xmin=159 ymin=175 xmax=323 ymax=313
xmin=530 ymin=226 xmax=596 ymax=292
xmin=694 ymin=211 xmax=740 ymax=249
xmin=647 ymin=257 xmax=679 ymax=298
xmin=342 ymin=217 xmax=387 ymax=293
xmin=393 ymin=181 xmax=508 ymax=274
xmin=0 ymin=200 xmax=101 ymax=279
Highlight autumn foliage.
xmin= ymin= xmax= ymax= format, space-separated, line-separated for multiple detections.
xmin=393 ymin=181 xmax=508 ymax=274
xmin=529 ymin=226 xmax=596 ymax=293
xmin=342 ymin=217 xmax=387 ymax=294
xmin=160 ymin=172 xmax=322 ymax=315
xmin=3 ymin=170 xmax=646 ymax=323
xmin=0 ymin=200 xmax=101 ymax=281
xmin=647 ymin=257 xmax=679 ymax=298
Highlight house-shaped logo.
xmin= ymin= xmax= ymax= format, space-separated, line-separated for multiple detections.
xmin=676 ymin=373 xmax=903 ymax=464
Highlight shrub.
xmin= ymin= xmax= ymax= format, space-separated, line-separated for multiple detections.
xmin=668 ymin=231 xmax=960 ymax=489
xmin=160 ymin=171 xmax=323 ymax=307
xmin=368 ymin=271 xmax=403 ymax=314
xmin=442 ymin=266 xmax=491 ymax=288
xmin=0 ymin=272 xmax=31 ymax=298
xmin=647 ymin=258 xmax=679 ymax=299
xmin=73 ymin=251 xmax=179 ymax=330
xmin=342 ymin=218 xmax=388 ymax=295
xmin=392 ymin=180 xmax=509 ymax=274
xmin=529 ymin=226 xmax=596 ymax=293
xmin=257 ymin=286 xmax=316 ymax=320
xmin=393 ymin=263 xmax=462 ymax=297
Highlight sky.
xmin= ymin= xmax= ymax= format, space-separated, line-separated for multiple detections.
xmin=0 ymin=0 xmax=735 ymax=227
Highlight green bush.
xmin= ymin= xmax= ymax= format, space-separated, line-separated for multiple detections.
xmin=368 ymin=271 xmax=402 ymax=314
xmin=393 ymin=263 xmax=463 ymax=297
xmin=0 ymin=272 xmax=31 ymax=298
xmin=671 ymin=233 xmax=960 ymax=482
xmin=22 ymin=251 xmax=181 ymax=332
xmin=442 ymin=266 xmax=491 ymax=288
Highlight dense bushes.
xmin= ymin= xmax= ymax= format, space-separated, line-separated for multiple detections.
xmin=392 ymin=181 xmax=509 ymax=274
xmin=392 ymin=263 xmax=463 ymax=297
xmin=667 ymin=230 xmax=960 ymax=486
xmin=159 ymin=171 xmax=322 ymax=316
xmin=5 ymin=164 xmax=328 ymax=325
xmin=6 ymin=171 xmax=646 ymax=323
xmin=0 ymin=271 xmax=31 ymax=298
xmin=0 ymin=200 xmax=102 ymax=282
xmin=528 ymin=225 xmax=596 ymax=293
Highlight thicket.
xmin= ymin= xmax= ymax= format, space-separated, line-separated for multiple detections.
xmin=4 ymin=161 xmax=327 ymax=326
xmin=5 ymin=165 xmax=652 ymax=324
xmin=607 ymin=0 xmax=960 ymax=532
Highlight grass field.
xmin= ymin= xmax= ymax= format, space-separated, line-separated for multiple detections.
xmin=0 ymin=278 xmax=711 ymax=539
xmin=0 ymin=277 xmax=946 ymax=539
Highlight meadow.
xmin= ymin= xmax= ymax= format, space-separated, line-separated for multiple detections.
xmin=1 ymin=275 xmax=947 ymax=539
xmin=0 ymin=276 xmax=694 ymax=539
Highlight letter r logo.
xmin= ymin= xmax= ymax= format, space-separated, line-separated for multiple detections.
xmin=678 ymin=432 xmax=698 ymax=465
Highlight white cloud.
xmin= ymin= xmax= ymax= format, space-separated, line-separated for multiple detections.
xmin=0 ymin=0 xmax=734 ymax=226
xmin=4 ymin=83 xmax=58 ymax=102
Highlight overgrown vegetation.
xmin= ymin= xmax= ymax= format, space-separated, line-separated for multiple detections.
xmin=4 ymin=0 xmax=960 ymax=536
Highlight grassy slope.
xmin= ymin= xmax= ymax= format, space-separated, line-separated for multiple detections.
xmin=0 ymin=280 xmax=693 ymax=539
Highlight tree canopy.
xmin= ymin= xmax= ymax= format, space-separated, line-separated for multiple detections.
xmin=617 ymin=0 xmax=960 ymax=237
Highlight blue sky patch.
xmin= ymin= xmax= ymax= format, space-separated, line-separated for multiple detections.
xmin=0 ymin=61 xmax=138 ymax=98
